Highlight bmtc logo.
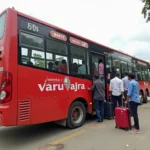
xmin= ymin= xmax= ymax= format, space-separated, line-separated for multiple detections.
xmin=38 ymin=76 xmax=85 ymax=92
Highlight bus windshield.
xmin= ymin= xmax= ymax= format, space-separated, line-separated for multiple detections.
xmin=0 ymin=12 xmax=6 ymax=39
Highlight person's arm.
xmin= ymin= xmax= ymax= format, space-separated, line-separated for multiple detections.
xmin=126 ymin=82 xmax=133 ymax=102
xmin=109 ymin=80 xmax=112 ymax=91
xmin=88 ymin=81 xmax=96 ymax=91
xmin=120 ymin=80 xmax=124 ymax=98
xmin=103 ymin=82 xmax=105 ymax=90
xmin=59 ymin=65 xmax=62 ymax=72
xmin=122 ymin=78 xmax=125 ymax=90
xmin=109 ymin=80 xmax=112 ymax=96
xmin=91 ymin=81 xmax=96 ymax=91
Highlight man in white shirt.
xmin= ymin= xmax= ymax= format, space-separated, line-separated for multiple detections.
xmin=109 ymin=73 xmax=124 ymax=111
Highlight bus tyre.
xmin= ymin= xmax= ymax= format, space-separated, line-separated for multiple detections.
xmin=139 ymin=92 xmax=144 ymax=105
xmin=66 ymin=101 xmax=86 ymax=129
xmin=144 ymin=91 xmax=148 ymax=103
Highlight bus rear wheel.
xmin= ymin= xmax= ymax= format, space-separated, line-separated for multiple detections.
xmin=139 ymin=92 xmax=144 ymax=105
xmin=66 ymin=101 xmax=86 ymax=129
xmin=143 ymin=91 xmax=148 ymax=103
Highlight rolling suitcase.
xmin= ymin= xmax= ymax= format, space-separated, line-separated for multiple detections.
xmin=115 ymin=107 xmax=132 ymax=131
xmin=104 ymin=99 xmax=114 ymax=119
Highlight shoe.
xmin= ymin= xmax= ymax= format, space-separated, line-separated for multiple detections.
xmin=130 ymin=129 xmax=140 ymax=134
xmin=97 ymin=120 xmax=102 ymax=123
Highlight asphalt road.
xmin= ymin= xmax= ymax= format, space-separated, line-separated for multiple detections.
xmin=0 ymin=101 xmax=150 ymax=150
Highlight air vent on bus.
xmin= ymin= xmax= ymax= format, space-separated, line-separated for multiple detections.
xmin=18 ymin=100 xmax=30 ymax=121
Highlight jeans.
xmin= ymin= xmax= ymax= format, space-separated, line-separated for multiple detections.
xmin=129 ymin=101 xmax=140 ymax=130
xmin=94 ymin=99 xmax=104 ymax=121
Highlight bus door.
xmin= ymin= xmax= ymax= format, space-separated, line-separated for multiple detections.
xmin=91 ymin=52 xmax=107 ymax=109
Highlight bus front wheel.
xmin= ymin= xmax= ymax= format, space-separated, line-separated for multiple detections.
xmin=66 ymin=101 xmax=86 ymax=129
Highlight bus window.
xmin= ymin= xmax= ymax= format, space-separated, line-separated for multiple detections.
xmin=70 ymin=46 xmax=88 ymax=75
xmin=72 ymin=58 xmax=82 ymax=74
xmin=21 ymin=47 xmax=28 ymax=56
xmin=140 ymin=66 xmax=148 ymax=81
xmin=46 ymin=39 xmax=68 ymax=74
xmin=136 ymin=65 xmax=142 ymax=80
xmin=106 ymin=57 xmax=112 ymax=72
xmin=56 ymin=55 xmax=68 ymax=74
xmin=20 ymin=32 xmax=44 ymax=49
xmin=112 ymin=58 xmax=121 ymax=78
xmin=31 ymin=50 xmax=45 ymax=68
xmin=120 ymin=61 xmax=128 ymax=78
xmin=145 ymin=68 xmax=149 ymax=81
xmin=46 ymin=39 xmax=67 ymax=55
xmin=141 ymin=67 xmax=145 ymax=81
xmin=46 ymin=52 xmax=53 ymax=68
xmin=87 ymin=52 xmax=90 ymax=75
xmin=106 ymin=57 xmax=112 ymax=82
xmin=132 ymin=64 xmax=137 ymax=72
xmin=0 ymin=12 xmax=6 ymax=39
xmin=128 ymin=63 xmax=133 ymax=73
xmin=20 ymin=32 xmax=45 ymax=68
xmin=148 ymin=69 xmax=150 ymax=81
xmin=91 ymin=55 xmax=98 ymax=76
xmin=21 ymin=47 xmax=29 ymax=64
xmin=132 ymin=64 xmax=137 ymax=80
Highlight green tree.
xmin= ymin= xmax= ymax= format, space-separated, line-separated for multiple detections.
xmin=141 ymin=0 xmax=150 ymax=22
xmin=56 ymin=56 xmax=64 ymax=62
xmin=33 ymin=53 xmax=45 ymax=68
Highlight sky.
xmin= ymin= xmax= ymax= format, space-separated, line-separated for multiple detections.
xmin=0 ymin=0 xmax=150 ymax=62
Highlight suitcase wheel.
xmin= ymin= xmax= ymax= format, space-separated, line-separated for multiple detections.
xmin=125 ymin=128 xmax=129 ymax=131
xmin=115 ymin=125 xmax=118 ymax=128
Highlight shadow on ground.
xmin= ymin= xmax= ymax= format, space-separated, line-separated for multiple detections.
xmin=0 ymin=115 xmax=97 ymax=149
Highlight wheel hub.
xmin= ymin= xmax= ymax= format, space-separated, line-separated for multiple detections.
xmin=71 ymin=106 xmax=83 ymax=124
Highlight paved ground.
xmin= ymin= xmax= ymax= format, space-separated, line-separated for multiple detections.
xmin=0 ymin=101 xmax=150 ymax=150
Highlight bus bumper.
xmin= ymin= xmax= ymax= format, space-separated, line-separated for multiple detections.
xmin=0 ymin=105 xmax=16 ymax=126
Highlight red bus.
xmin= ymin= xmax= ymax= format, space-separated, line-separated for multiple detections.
xmin=0 ymin=8 xmax=150 ymax=128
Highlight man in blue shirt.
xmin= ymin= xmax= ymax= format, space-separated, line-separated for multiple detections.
xmin=125 ymin=73 xmax=140 ymax=134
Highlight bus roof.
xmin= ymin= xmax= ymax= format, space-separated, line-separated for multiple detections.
xmin=6 ymin=8 xmax=149 ymax=65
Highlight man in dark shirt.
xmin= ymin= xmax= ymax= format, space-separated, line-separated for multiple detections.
xmin=88 ymin=75 xmax=105 ymax=122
